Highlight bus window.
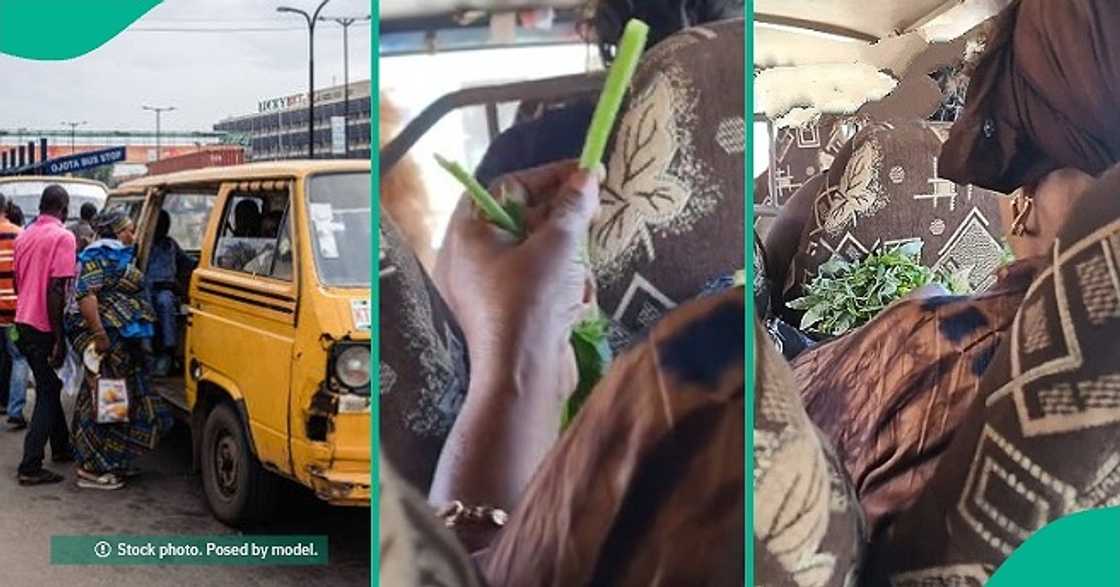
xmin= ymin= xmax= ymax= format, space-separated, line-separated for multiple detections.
xmin=381 ymin=44 xmax=600 ymax=250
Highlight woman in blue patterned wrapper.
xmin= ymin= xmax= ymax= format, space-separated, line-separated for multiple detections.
xmin=65 ymin=209 xmax=173 ymax=490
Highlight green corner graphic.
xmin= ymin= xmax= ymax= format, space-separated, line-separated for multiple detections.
xmin=988 ymin=506 xmax=1120 ymax=585
xmin=0 ymin=1 xmax=161 ymax=60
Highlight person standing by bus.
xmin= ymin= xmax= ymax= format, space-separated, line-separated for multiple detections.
xmin=67 ymin=202 xmax=98 ymax=253
xmin=12 ymin=185 xmax=76 ymax=486
xmin=0 ymin=193 xmax=29 ymax=429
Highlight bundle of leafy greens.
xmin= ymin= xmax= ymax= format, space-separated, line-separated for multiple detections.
xmin=436 ymin=19 xmax=650 ymax=430
xmin=787 ymin=241 xmax=974 ymax=337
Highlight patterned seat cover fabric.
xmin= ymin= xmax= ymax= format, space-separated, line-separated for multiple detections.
xmin=380 ymin=452 xmax=483 ymax=587
xmin=790 ymin=119 xmax=1007 ymax=299
xmin=867 ymin=163 xmax=1120 ymax=586
xmin=755 ymin=320 xmax=867 ymax=586
xmin=759 ymin=114 xmax=865 ymax=210
xmin=590 ymin=19 xmax=745 ymax=353
xmin=378 ymin=216 xmax=470 ymax=493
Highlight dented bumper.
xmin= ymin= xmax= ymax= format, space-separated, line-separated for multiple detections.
xmin=307 ymin=466 xmax=371 ymax=506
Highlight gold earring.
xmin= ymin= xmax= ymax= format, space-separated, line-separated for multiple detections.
xmin=1008 ymin=190 xmax=1034 ymax=237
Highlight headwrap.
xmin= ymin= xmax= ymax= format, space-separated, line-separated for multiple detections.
xmin=91 ymin=209 xmax=131 ymax=238
xmin=939 ymin=0 xmax=1120 ymax=193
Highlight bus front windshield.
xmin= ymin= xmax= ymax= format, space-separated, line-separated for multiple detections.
xmin=307 ymin=173 xmax=370 ymax=288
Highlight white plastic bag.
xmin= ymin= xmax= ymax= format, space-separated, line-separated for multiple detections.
xmin=95 ymin=378 xmax=129 ymax=424
xmin=81 ymin=345 xmax=129 ymax=423
xmin=57 ymin=349 xmax=82 ymax=399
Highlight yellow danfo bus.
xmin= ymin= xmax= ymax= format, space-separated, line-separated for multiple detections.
xmin=108 ymin=161 xmax=371 ymax=526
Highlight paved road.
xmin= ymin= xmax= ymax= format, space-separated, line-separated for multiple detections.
xmin=0 ymin=388 xmax=370 ymax=586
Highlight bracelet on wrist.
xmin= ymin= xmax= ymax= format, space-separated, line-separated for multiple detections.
xmin=434 ymin=500 xmax=508 ymax=529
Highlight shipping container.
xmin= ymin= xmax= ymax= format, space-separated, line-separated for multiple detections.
xmin=145 ymin=147 xmax=245 ymax=176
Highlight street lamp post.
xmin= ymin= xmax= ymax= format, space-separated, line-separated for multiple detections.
xmin=142 ymin=105 xmax=176 ymax=161
xmin=278 ymin=0 xmax=331 ymax=160
xmin=320 ymin=14 xmax=370 ymax=158
xmin=62 ymin=120 xmax=87 ymax=154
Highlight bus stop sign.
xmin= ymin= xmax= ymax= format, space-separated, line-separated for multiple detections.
xmin=44 ymin=146 xmax=126 ymax=175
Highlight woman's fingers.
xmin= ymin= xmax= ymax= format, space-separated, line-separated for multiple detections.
xmin=489 ymin=159 xmax=581 ymax=206
xmin=446 ymin=192 xmax=517 ymax=260
xmin=542 ymin=169 xmax=602 ymax=235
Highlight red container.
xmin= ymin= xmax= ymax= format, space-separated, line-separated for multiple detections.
xmin=146 ymin=147 xmax=244 ymax=176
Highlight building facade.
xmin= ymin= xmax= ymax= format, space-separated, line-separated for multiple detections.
xmin=214 ymin=79 xmax=372 ymax=161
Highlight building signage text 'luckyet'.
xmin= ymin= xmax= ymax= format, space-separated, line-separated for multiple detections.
xmin=46 ymin=146 xmax=126 ymax=175
xmin=257 ymin=87 xmax=349 ymax=114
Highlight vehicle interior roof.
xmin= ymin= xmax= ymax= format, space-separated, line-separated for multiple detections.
xmin=381 ymin=0 xmax=581 ymax=22
xmin=755 ymin=0 xmax=1009 ymax=118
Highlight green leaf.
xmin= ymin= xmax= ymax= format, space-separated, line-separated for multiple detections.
xmin=787 ymin=296 xmax=816 ymax=311
xmin=946 ymin=264 xmax=976 ymax=294
xmin=819 ymin=257 xmax=850 ymax=276
xmin=794 ymin=240 xmax=949 ymax=336
xmin=801 ymin=303 xmax=827 ymax=330
xmin=563 ymin=321 xmax=613 ymax=429
xmin=897 ymin=240 xmax=924 ymax=258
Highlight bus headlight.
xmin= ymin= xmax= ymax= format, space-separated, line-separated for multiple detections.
xmin=332 ymin=344 xmax=370 ymax=392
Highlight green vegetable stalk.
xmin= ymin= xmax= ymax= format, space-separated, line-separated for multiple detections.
xmin=564 ymin=18 xmax=648 ymax=426
xmin=579 ymin=19 xmax=650 ymax=170
xmin=435 ymin=154 xmax=523 ymax=237
xmin=437 ymin=18 xmax=650 ymax=429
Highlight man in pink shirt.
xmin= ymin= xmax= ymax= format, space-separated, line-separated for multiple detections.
xmin=12 ymin=185 xmax=76 ymax=485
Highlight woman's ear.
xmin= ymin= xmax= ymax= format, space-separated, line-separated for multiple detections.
xmin=1007 ymin=168 xmax=1096 ymax=259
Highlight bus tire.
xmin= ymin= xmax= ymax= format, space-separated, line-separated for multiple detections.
xmin=200 ymin=402 xmax=277 ymax=527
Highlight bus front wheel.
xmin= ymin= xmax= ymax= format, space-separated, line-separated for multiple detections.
xmin=200 ymin=402 xmax=277 ymax=527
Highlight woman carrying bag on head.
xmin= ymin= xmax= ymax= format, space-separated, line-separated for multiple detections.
xmin=66 ymin=210 xmax=173 ymax=490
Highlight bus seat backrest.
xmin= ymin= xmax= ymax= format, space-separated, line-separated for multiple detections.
xmin=788 ymin=118 xmax=1007 ymax=300
xmin=591 ymin=18 xmax=745 ymax=353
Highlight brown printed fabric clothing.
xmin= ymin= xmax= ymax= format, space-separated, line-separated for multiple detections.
xmin=791 ymin=259 xmax=1041 ymax=533
xmin=866 ymin=162 xmax=1120 ymax=586
xmin=481 ymin=289 xmax=744 ymax=586
xmin=591 ymin=20 xmax=745 ymax=354
xmin=940 ymin=0 xmax=1120 ymax=194
xmin=790 ymin=119 xmax=1007 ymax=302
xmin=379 ymin=215 xmax=470 ymax=493
xmin=380 ymin=451 xmax=483 ymax=587
xmin=755 ymin=318 xmax=866 ymax=587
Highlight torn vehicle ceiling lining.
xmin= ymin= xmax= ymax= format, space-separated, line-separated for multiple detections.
xmin=753 ymin=0 xmax=1010 ymax=122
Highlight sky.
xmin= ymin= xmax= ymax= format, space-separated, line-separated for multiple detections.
xmin=0 ymin=0 xmax=371 ymax=133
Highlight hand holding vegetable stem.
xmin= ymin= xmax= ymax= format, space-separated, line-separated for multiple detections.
xmin=436 ymin=18 xmax=650 ymax=427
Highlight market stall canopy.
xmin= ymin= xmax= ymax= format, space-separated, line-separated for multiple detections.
xmin=755 ymin=0 xmax=1010 ymax=124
